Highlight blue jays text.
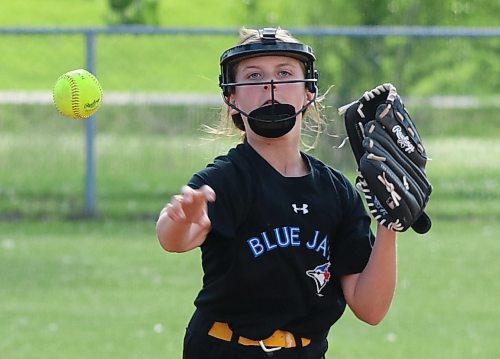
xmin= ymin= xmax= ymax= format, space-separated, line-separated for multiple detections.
xmin=247 ymin=226 xmax=330 ymax=260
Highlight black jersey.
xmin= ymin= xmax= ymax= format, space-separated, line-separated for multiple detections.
xmin=188 ymin=141 xmax=374 ymax=341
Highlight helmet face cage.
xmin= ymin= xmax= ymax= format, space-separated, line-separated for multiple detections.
xmin=219 ymin=28 xmax=318 ymax=97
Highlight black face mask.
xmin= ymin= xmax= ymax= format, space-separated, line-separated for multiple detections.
xmin=247 ymin=103 xmax=296 ymax=138
xmin=223 ymin=79 xmax=318 ymax=139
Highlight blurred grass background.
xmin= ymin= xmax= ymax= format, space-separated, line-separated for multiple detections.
xmin=1 ymin=0 xmax=499 ymax=358
xmin=1 ymin=220 xmax=497 ymax=358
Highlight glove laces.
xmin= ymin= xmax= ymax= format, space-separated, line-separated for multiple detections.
xmin=377 ymin=173 xmax=401 ymax=208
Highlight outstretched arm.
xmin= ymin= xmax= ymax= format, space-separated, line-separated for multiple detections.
xmin=156 ymin=185 xmax=216 ymax=253
xmin=340 ymin=225 xmax=397 ymax=325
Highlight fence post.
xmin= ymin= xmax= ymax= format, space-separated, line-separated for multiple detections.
xmin=84 ymin=31 xmax=97 ymax=217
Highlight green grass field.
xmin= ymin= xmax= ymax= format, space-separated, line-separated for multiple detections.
xmin=0 ymin=218 xmax=498 ymax=358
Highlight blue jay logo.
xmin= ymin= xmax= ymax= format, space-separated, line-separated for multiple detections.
xmin=306 ymin=262 xmax=331 ymax=296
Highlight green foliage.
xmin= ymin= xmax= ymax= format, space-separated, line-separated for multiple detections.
xmin=302 ymin=1 xmax=500 ymax=102
xmin=303 ymin=0 xmax=500 ymax=26
xmin=106 ymin=0 xmax=160 ymax=26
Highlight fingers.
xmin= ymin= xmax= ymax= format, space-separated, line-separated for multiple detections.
xmin=166 ymin=195 xmax=186 ymax=221
xmin=181 ymin=185 xmax=216 ymax=203
xmin=165 ymin=185 xmax=216 ymax=223
xmin=200 ymin=185 xmax=216 ymax=202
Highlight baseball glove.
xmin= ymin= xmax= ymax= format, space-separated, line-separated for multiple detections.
xmin=338 ymin=83 xmax=432 ymax=234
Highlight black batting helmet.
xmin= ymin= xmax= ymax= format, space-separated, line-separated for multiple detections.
xmin=219 ymin=28 xmax=318 ymax=97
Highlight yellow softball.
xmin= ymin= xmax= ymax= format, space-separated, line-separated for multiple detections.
xmin=53 ymin=69 xmax=103 ymax=119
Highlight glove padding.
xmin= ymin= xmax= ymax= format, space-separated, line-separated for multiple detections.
xmin=338 ymin=83 xmax=432 ymax=234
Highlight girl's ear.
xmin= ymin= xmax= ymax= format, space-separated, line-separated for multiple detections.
xmin=304 ymin=90 xmax=314 ymax=106
xmin=228 ymin=93 xmax=239 ymax=116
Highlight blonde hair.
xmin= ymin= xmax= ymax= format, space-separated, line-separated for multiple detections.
xmin=205 ymin=27 xmax=327 ymax=150
xmin=239 ymin=27 xmax=299 ymax=45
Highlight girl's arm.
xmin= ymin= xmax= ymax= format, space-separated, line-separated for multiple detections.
xmin=340 ymin=225 xmax=397 ymax=325
xmin=156 ymin=185 xmax=215 ymax=253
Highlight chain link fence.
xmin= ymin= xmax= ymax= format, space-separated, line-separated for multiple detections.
xmin=0 ymin=27 xmax=499 ymax=218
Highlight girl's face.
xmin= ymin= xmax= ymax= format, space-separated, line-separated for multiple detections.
xmin=229 ymin=55 xmax=313 ymax=131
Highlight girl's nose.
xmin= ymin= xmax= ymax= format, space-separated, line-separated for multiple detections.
xmin=263 ymin=80 xmax=277 ymax=91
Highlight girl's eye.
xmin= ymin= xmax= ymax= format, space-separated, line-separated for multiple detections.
xmin=247 ymin=72 xmax=262 ymax=80
xmin=278 ymin=70 xmax=292 ymax=78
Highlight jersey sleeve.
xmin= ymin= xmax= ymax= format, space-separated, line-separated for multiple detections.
xmin=330 ymin=174 xmax=375 ymax=277
xmin=188 ymin=157 xmax=248 ymax=240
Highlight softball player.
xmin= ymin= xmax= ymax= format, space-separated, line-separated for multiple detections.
xmin=157 ymin=27 xmax=398 ymax=359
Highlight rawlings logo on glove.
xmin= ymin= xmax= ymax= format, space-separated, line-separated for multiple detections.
xmin=339 ymin=83 xmax=432 ymax=234
xmin=392 ymin=125 xmax=415 ymax=153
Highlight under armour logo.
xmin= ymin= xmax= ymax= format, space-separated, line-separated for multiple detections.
xmin=292 ymin=203 xmax=309 ymax=214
